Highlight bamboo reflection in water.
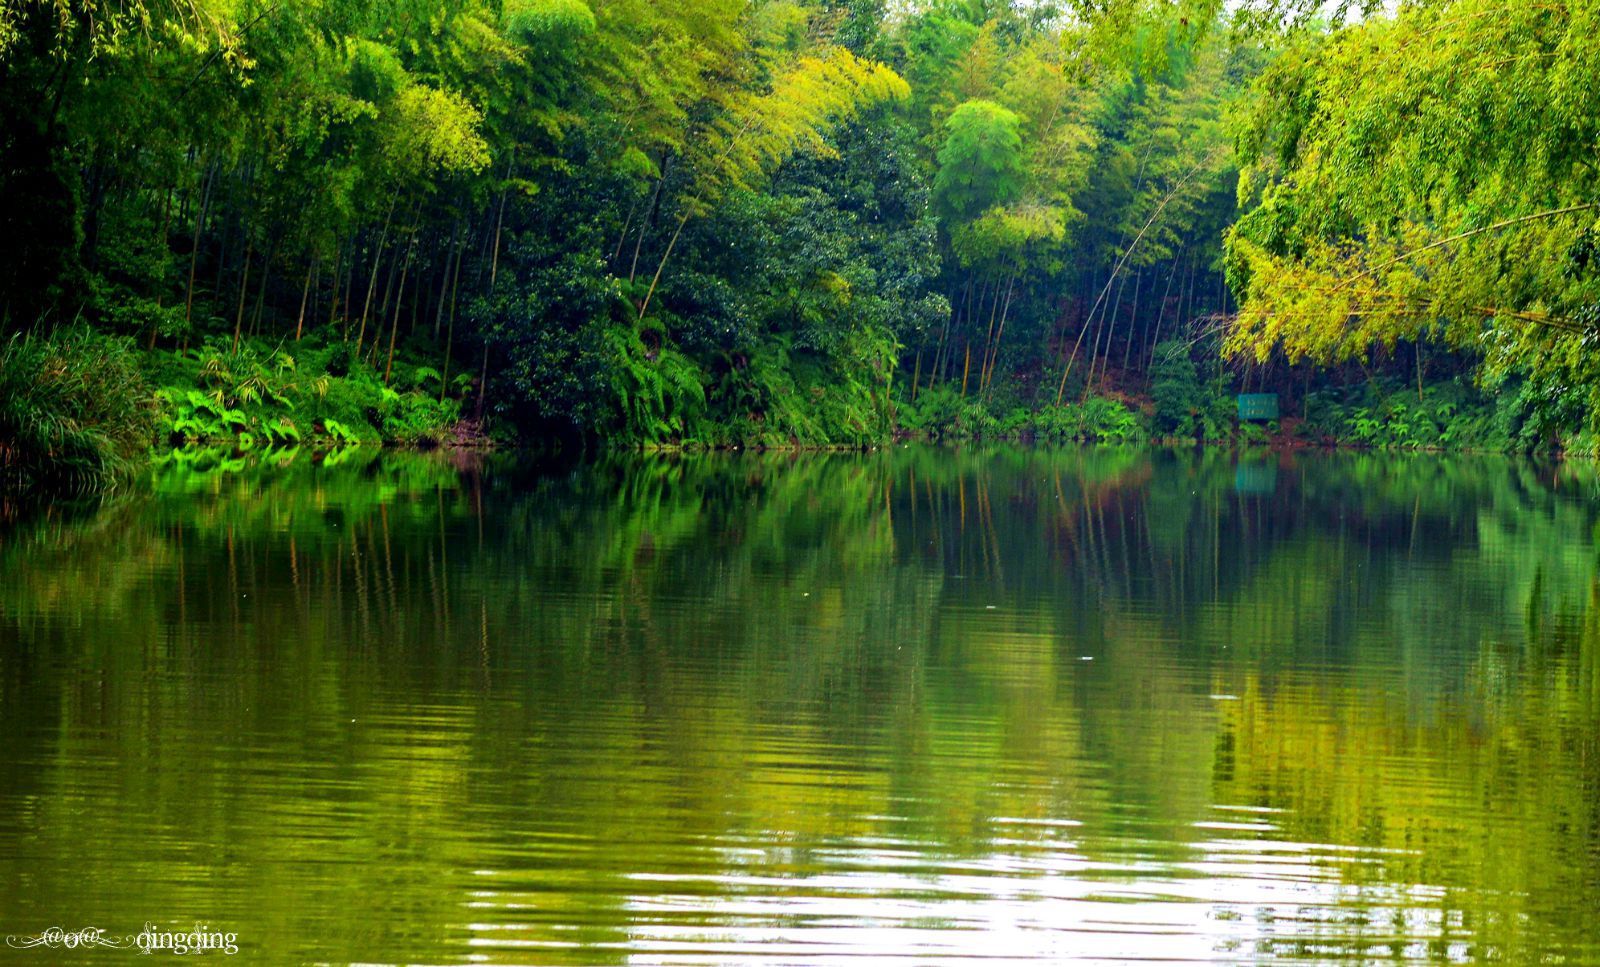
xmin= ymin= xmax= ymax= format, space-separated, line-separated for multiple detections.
xmin=0 ymin=447 xmax=1595 ymax=962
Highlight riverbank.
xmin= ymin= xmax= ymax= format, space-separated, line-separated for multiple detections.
xmin=2 ymin=328 xmax=1584 ymax=497
xmin=0 ymin=327 xmax=484 ymax=493
xmin=893 ymin=366 xmax=1561 ymax=455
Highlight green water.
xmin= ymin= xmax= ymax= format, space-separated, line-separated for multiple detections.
xmin=2 ymin=446 xmax=1598 ymax=964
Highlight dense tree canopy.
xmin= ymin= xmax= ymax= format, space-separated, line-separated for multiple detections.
xmin=1225 ymin=0 xmax=1600 ymax=445
xmin=7 ymin=0 xmax=1595 ymax=454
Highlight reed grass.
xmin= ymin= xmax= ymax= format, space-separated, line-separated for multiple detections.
xmin=0 ymin=327 xmax=156 ymax=492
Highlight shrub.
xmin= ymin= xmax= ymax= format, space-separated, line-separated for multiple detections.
xmin=1150 ymin=340 xmax=1234 ymax=440
xmin=1034 ymin=398 xmax=1146 ymax=443
xmin=897 ymin=384 xmax=964 ymax=438
xmin=1150 ymin=340 xmax=1203 ymax=437
xmin=1304 ymin=378 xmax=1507 ymax=451
xmin=0 ymin=327 xmax=156 ymax=491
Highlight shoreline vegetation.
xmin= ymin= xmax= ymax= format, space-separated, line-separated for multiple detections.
xmin=3 ymin=0 xmax=1599 ymax=491
xmin=0 ymin=325 xmax=1549 ymax=495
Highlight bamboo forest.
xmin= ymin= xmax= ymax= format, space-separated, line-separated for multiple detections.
xmin=4 ymin=0 xmax=1600 ymax=964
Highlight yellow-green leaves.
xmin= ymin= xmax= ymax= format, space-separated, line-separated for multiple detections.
xmin=684 ymin=46 xmax=908 ymax=217
xmin=1224 ymin=236 xmax=1419 ymax=364
xmin=1227 ymin=0 xmax=1600 ymax=377
xmin=952 ymin=204 xmax=1069 ymax=270
xmin=0 ymin=0 xmax=236 ymax=63
xmin=630 ymin=38 xmax=909 ymax=322
xmin=386 ymin=85 xmax=491 ymax=177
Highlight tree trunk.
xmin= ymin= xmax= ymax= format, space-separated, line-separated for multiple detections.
xmin=327 ymin=243 xmax=343 ymax=336
xmin=81 ymin=154 xmax=106 ymax=271
xmin=356 ymin=195 xmax=398 ymax=354
xmin=637 ymin=212 xmax=689 ymax=322
xmin=1145 ymin=252 xmax=1181 ymax=366
xmin=612 ymin=195 xmax=640 ymax=266
xmin=937 ymin=276 xmax=978 ymax=387
xmin=982 ymin=274 xmax=1016 ymax=396
xmin=408 ymin=243 xmax=424 ymax=336
xmin=232 ymin=232 xmax=252 ymax=352
xmin=489 ymin=150 xmax=514 ymax=290
xmin=296 ymin=257 xmax=317 ymax=341
xmin=249 ymin=236 xmax=275 ymax=339
xmin=340 ymin=244 xmax=355 ymax=339
xmin=148 ymin=185 xmax=175 ymax=350
xmin=434 ymin=224 xmax=460 ymax=340
xmin=1416 ymin=339 xmax=1425 ymax=402
xmin=1054 ymin=298 xmax=1099 ymax=407
xmin=474 ymin=341 xmax=490 ymax=422
xmin=629 ymin=151 xmax=669 ymax=284
xmin=441 ymin=238 xmax=464 ymax=403
xmin=975 ymin=276 xmax=1002 ymax=397
xmin=370 ymin=245 xmax=402 ymax=367
xmin=1121 ymin=271 xmax=1143 ymax=372
xmin=184 ymin=164 xmax=215 ymax=330
xmin=384 ymin=239 xmax=414 ymax=385
xmin=1083 ymin=268 xmax=1129 ymax=399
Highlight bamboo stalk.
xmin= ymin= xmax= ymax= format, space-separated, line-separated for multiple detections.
xmin=184 ymin=164 xmax=215 ymax=330
xmin=232 ymin=232 xmax=252 ymax=351
xmin=295 ymin=257 xmax=317 ymax=341
xmin=441 ymin=237 xmax=464 ymax=404
xmin=982 ymin=274 xmax=1016 ymax=396
xmin=490 ymin=150 xmax=514 ymax=289
xmin=384 ymin=238 xmax=413 ymax=385
xmin=356 ymin=194 xmax=398 ymax=354
xmin=1335 ymin=203 xmax=1600 ymax=291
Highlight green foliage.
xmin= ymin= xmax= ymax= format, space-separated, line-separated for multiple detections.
xmin=604 ymin=320 xmax=708 ymax=443
xmin=897 ymin=385 xmax=966 ymax=438
xmin=504 ymin=0 xmax=597 ymax=44
xmin=1226 ymin=0 xmax=1600 ymax=442
xmin=1149 ymin=340 xmax=1202 ymax=436
xmin=1149 ymin=340 xmax=1234 ymax=440
xmin=147 ymin=337 xmax=463 ymax=451
xmin=933 ymin=100 xmax=1025 ymax=225
xmin=0 ymin=327 xmax=155 ymax=492
xmin=379 ymin=391 xmax=463 ymax=446
xmin=0 ymin=0 xmax=1263 ymax=461
xmin=386 ymin=85 xmax=493 ymax=178
xmin=898 ymin=386 xmax=1146 ymax=443
xmin=675 ymin=44 xmax=911 ymax=221
xmin=8 ymin=0 xmax=1592 ymax=459
xmin=1299 ymin=379 xmax=1519 ymax=453
xmin=321 ymin=419 xmax=361 ymax=445
xmin=1034 ymin=398 xmax=1145 ymax=443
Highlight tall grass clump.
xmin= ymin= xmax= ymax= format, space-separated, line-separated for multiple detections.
xmin=0 ymin=327 xmax=155 ymax=492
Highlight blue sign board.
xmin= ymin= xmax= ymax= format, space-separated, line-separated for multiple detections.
xmin=1237 ymin=393 xmax=1279 ymax=421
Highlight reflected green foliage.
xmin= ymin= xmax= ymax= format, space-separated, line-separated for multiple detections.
xmin=2 ymin=446 xmax=1599 ymax=961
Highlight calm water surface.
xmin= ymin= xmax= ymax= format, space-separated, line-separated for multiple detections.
xmin=2 ymin=446 xmax=1598 ymax=964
